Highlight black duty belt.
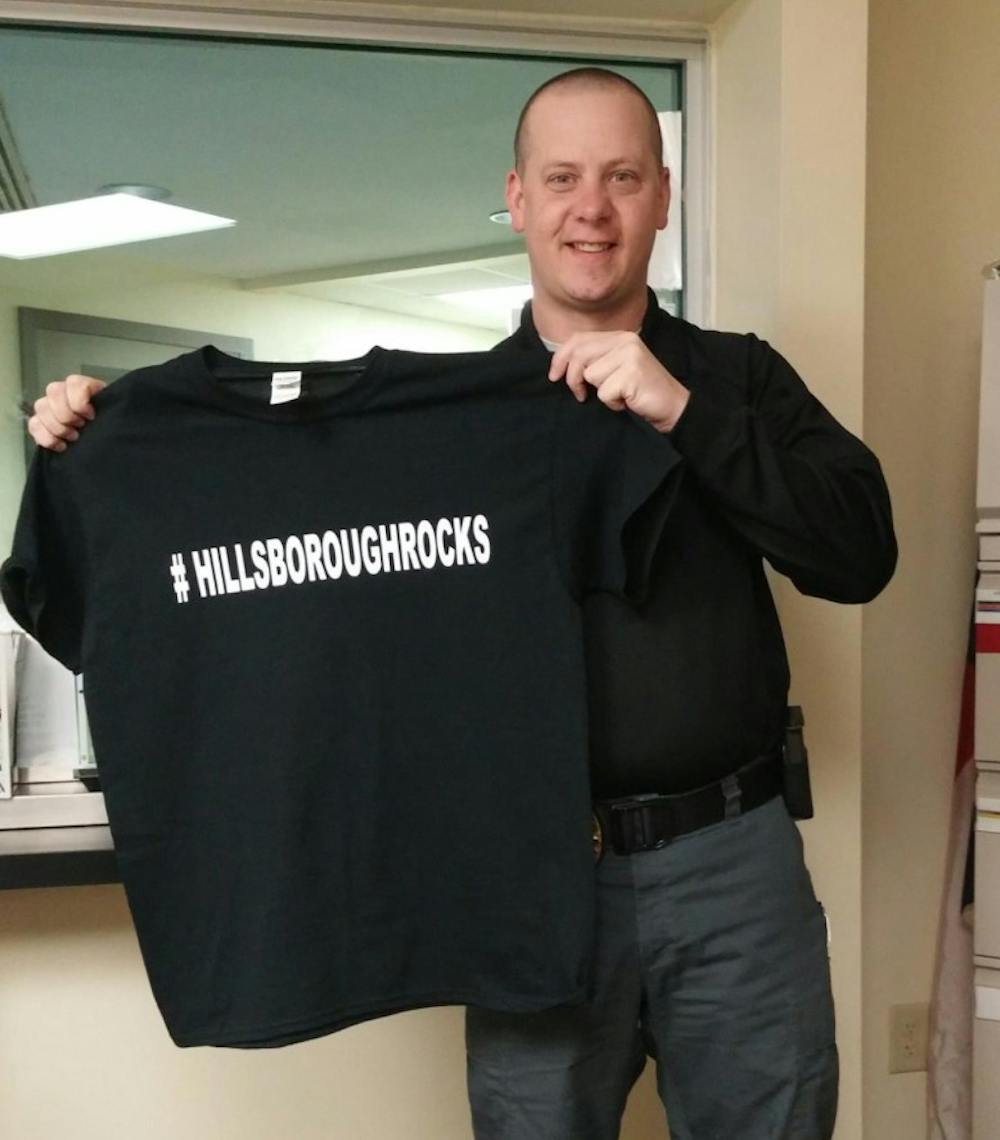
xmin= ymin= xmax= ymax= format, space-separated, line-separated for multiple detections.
xmin=591 ymin=750 xmax=784 ymax=862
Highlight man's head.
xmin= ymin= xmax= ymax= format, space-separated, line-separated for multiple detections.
xmin=506 ymin=68 xmax=670 ymax=341
xmin=513 ymin=68 xmax=663 ymax=174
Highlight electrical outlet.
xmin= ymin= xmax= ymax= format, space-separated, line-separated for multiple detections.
xmin=889 ymin=1002 xmax=929 ymax=1073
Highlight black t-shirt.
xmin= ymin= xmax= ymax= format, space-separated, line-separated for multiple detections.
xmin=0 ymin=342 xmax=680 ymax=1048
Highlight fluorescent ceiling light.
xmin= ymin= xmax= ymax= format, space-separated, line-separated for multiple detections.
xmin=0 ymin=193 xmax=235 ymax=259
xmin=435 ymin=283 xmax=533 ymax=316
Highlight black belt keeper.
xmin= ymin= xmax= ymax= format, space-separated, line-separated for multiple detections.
xmin=592 ymin=750 xmax=784 ymax=861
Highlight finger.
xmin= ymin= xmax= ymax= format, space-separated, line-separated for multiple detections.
xmin=27 ymin=415 xmax=68 ymax=451
xmin=593 ymin=378 xmax=628 ymax=412
xmin=547 ymin=342 xmax=582 ymax=398
xmin=46 ymin=379 xmax=85 ymax=429
xmin=550 ymin=330 xmax=631 ymax=378
xmin=573 ymin=343 xmax=629 ymax=402
xmin=34 ymin=399 xmax=80 ymax=442
xmin=562 ymin=339 xmax=616 ymax=402
xmin=548 ymin=332 xmax=603 ymax=382
xmin=548 ymin=343 xmax=569 ymax=382
xmin=565 ymin=351 xmax=591 ymax=402
xmin=581 ymin=344 xmax=627 ymax=390
xmin=66 ymin=374 xmax=105 ymax=420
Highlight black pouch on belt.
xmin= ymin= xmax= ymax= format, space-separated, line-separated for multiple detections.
xmin=781 ymin=705 xmax=814 ymax=820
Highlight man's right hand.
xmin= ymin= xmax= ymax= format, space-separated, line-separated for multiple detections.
xmin=28 ymin=375 xmax=106 ymax=451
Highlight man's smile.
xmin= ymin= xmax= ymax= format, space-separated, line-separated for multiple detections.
xmin=565 ymin=241 xmax=616 ymax=254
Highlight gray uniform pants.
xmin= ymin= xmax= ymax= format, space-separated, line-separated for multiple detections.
xmin=465 ymin=794 xmax=838 ymax=1140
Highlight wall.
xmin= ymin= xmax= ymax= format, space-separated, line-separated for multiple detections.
xmin=711 ymin=0 xmax=781 ymax=342
xmin=863 ymin=2 xmax=1000 ymax=1137
xmin=2 ymin=886 xmax=476 ymax=1138
xmin=718 ymin=6 xmax=1000 ymax=1140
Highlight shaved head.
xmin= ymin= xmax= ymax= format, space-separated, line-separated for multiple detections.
xmin=513 ymin=67 xmax=664 ymax=174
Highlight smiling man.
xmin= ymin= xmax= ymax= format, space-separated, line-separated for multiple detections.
xmin=25 ymin=67 xmax=895 ymax=1140
xmin=508 ymin=74 xmax=670 ymax=333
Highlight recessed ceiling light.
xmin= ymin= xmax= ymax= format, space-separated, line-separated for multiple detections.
xmin=0 ymin=193 xmax=235 ymax=260
xmin=97 ymin=183 xmax=172 ymax=201
xmin=489 ymin=210 xmax=511 ymax=225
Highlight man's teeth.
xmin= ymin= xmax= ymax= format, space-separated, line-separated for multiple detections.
xmin=571 ymin=242 xmax=613 ymax=251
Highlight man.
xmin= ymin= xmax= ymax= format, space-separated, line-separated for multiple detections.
xmin=26 ymin=68 xmax=895 ymax=1140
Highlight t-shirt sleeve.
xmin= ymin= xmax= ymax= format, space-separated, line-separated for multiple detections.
xmin=551 ymin=386 xmax=683 ymax=604
xmin=0 ymin=448 xmax=87 ymax=673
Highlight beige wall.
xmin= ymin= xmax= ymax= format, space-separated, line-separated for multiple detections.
xmin=717 ymin=5 xmax=1000 ymax=1140
xmin=2 ymin=884 xmax=477 ymax=1139
xmin=712 ymin=0 xmax=782 ymax=342
xmin=863 ymin=1 xmax=1000 ymax=1137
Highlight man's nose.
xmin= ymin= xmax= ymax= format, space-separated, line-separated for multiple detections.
xmin=573 ymin=181 xmax=612 ymax=222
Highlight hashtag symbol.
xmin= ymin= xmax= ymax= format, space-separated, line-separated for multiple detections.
xmin=170 ymin=553 xmax=190 ymax=604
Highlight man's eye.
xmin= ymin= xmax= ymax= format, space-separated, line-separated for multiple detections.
xmin=548 ymin=174 xmax=573 ymax=186
xmin=611 ymin=170 xmax=637 ymax=182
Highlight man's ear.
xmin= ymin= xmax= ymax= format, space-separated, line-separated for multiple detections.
xmin=505 ymin=168 xmax=526 ymax=234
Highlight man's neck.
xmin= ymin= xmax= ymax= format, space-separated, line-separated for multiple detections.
xmin=530 ymin=290 xmax=649 ymax=346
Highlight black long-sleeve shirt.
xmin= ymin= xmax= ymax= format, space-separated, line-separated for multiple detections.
xmin=494 ymin=289 xmax=897 ymax=797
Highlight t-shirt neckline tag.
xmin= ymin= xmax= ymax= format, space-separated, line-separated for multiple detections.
xmin=270 ymin=370 xmax=302 ymax=405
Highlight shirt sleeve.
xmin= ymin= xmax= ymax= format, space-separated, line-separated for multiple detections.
xmin=666 ymin=333 xmax=897 ymax=603
xmin=0 ymin=448 xmax=87 ymax=673
xmin=551 ymin=386 xmax=683 ymax=605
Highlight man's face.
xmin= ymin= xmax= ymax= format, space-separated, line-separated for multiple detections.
xmin=505 ymin=85 xmax=670 ymax=329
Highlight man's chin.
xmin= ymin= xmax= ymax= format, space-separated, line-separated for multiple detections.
xmin=558 ymin=279 xmax=622 ymax=309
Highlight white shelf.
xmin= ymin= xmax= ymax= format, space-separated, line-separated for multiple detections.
xmin=0 ymin=785 xmax=108 ymax=831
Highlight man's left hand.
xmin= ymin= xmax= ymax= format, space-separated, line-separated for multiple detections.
xmin=548 ymin=331 xmax=690 ymax=433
